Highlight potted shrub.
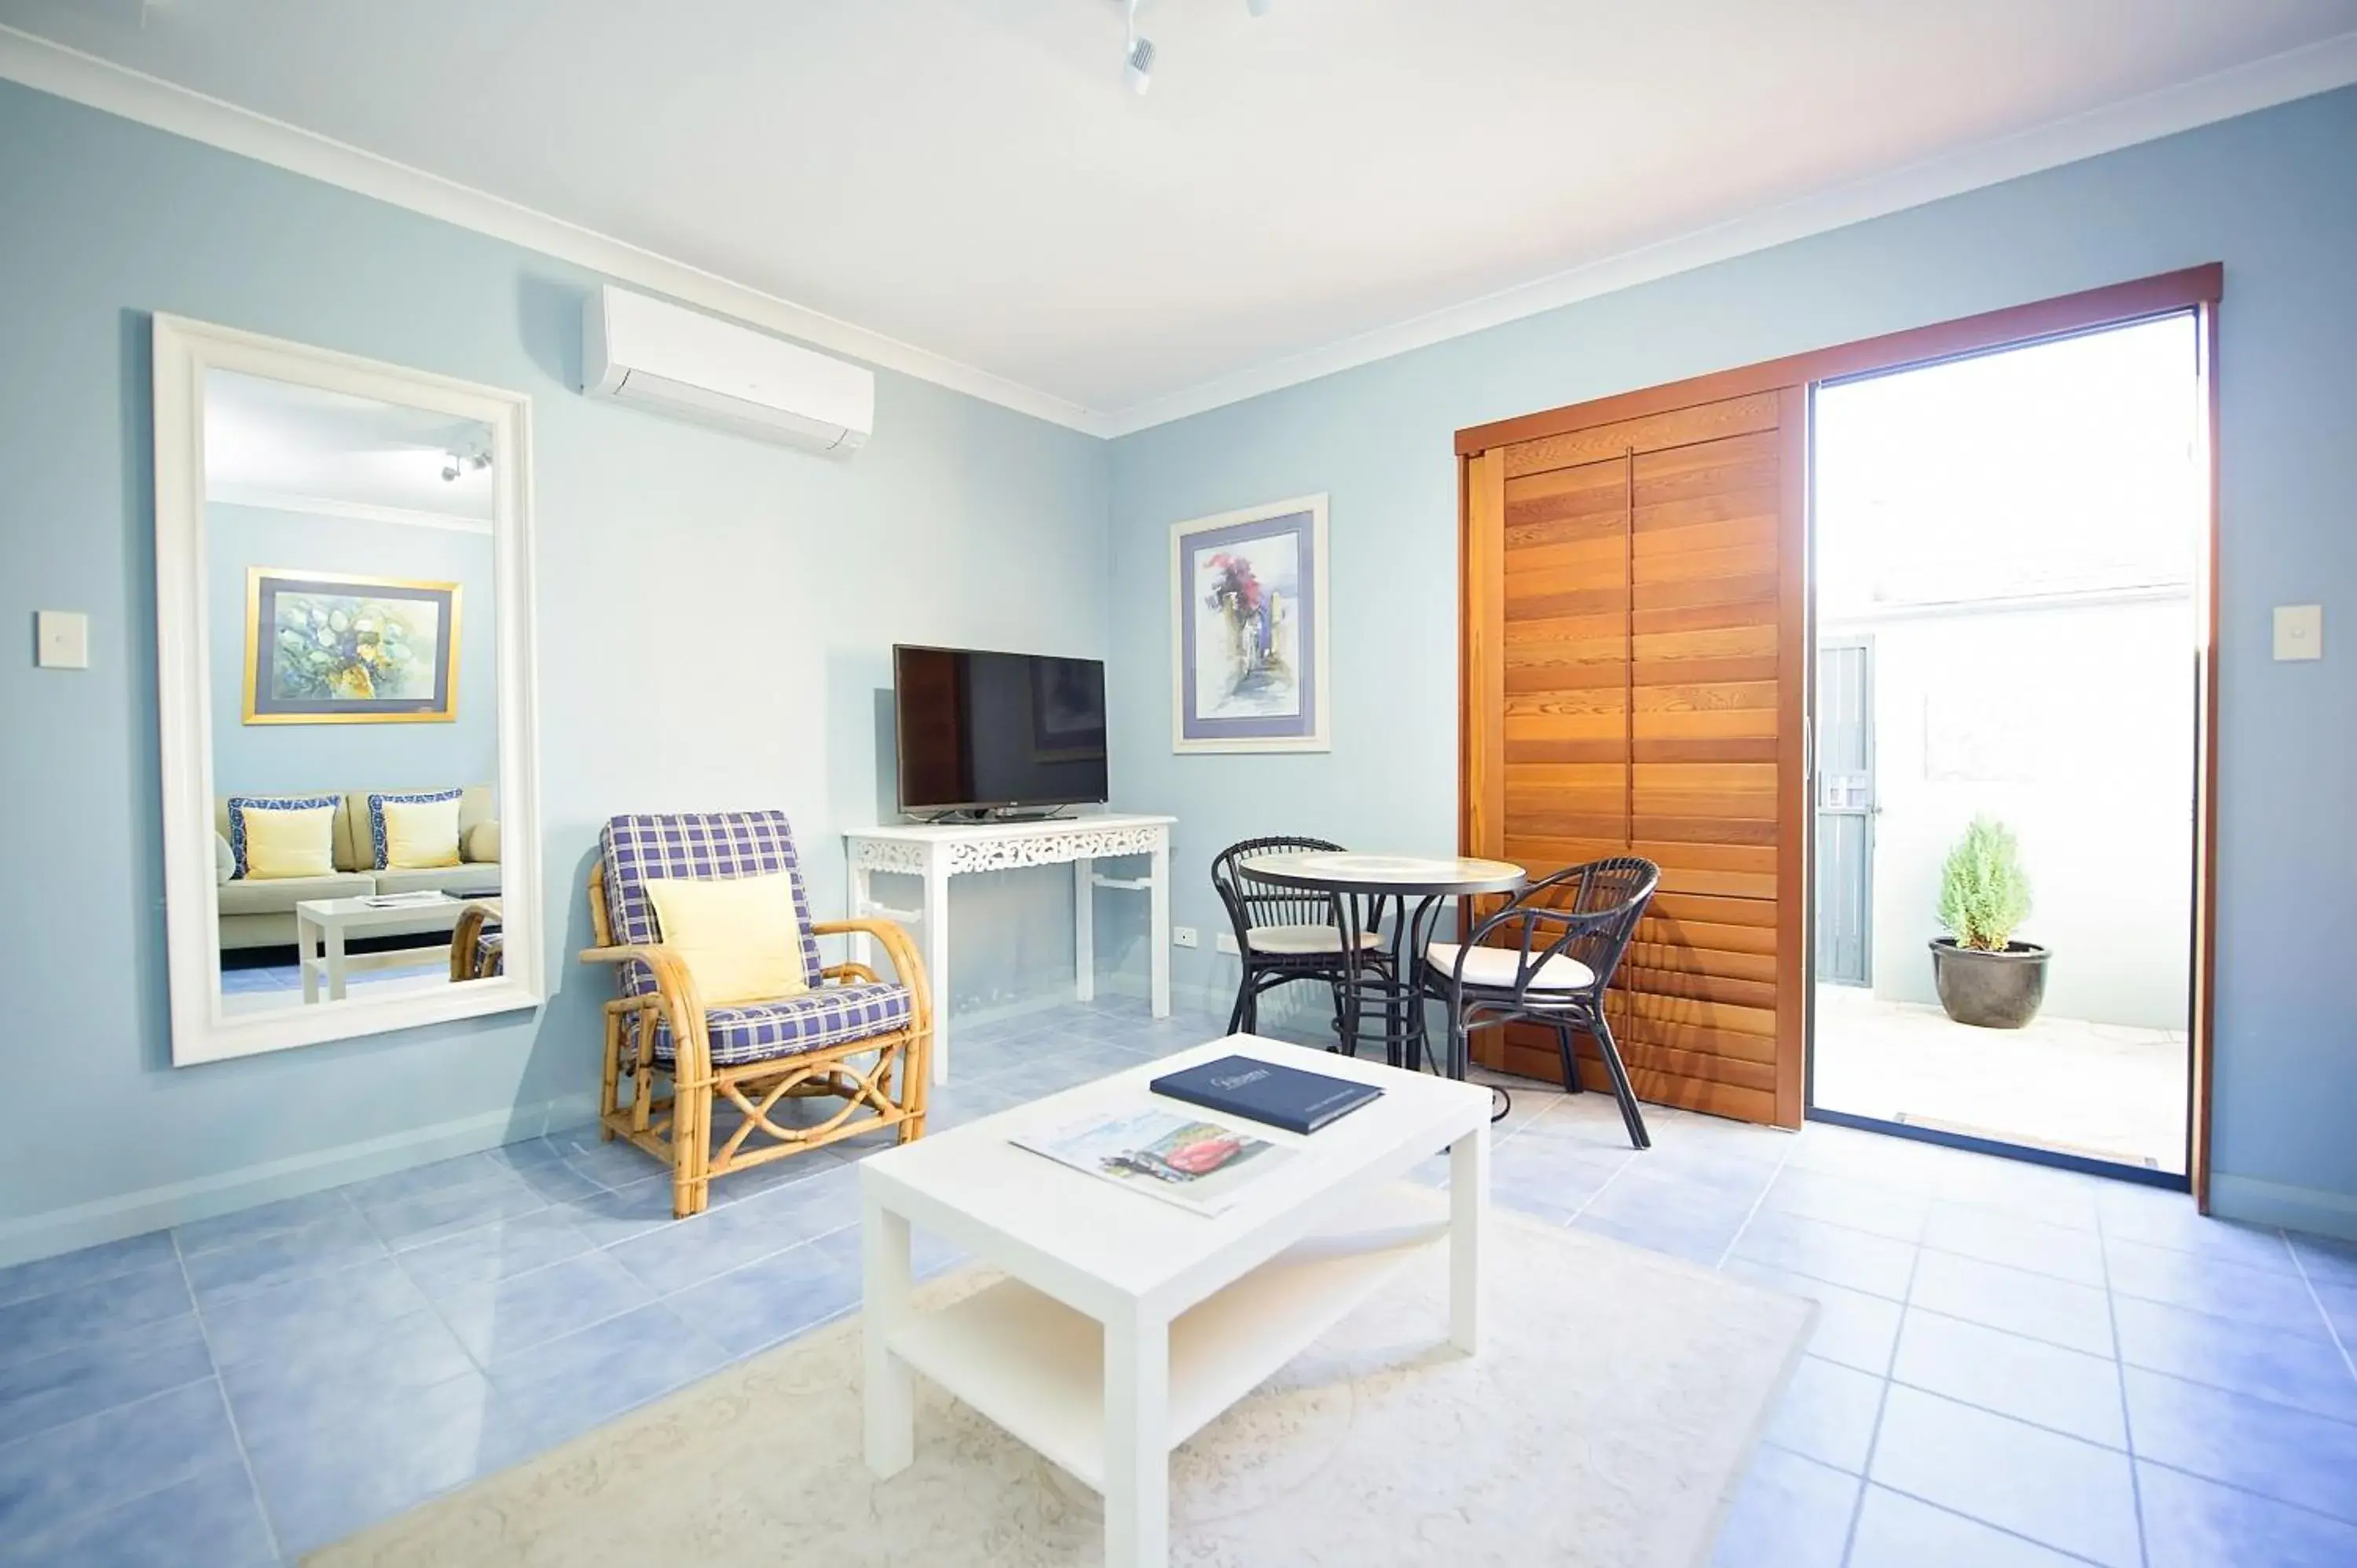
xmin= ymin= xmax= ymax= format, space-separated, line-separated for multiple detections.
xmin=1930 ymin=816 xmax=2048 ymax=1028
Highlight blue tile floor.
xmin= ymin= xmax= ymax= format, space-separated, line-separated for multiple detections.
xmin=3 ymin=996 xmax=2354 ymax=1565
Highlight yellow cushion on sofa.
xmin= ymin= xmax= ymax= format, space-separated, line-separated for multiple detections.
xmin=380 ymin=797 xmax=464 ymax=870
xmin=643 ymin=874 xmax=809 ymax=1006
xmin=240 ymin=804 xmax=337 ymax=880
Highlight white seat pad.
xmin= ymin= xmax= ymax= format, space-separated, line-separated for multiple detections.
xmin=1247 ymin=923 xmax=1384 ymax=955
xmin=1426 ymin=940 xmax=1597 ymax=991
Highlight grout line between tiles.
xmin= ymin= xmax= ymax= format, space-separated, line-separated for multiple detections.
xmin=1710 ymin=1128 xmax=1804 ymax=1271
xmin=1862 ymin=1480 xmax=2119 ymax=1567
xmin=171 ymin=1228 xmax=286 ymax=1567
xmin=2284 ymin=1240 xmax=2357 ymax=1387
xmin=1838 ymin=1231 xmax=1923 ymax=1567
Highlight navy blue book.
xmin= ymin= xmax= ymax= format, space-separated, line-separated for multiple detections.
xmin=1149 ymin=1055 xmax=1382 ymax=1136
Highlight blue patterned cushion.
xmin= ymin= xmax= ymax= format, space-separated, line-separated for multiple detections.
xmin=652 ymin=980 xmax=912 ymax=1068
xmin=367 ymin=788 xmax=464 ymax=870
xmin=225 ymin=794 xmax=340 ymax=880
xmin=474 ymin=929 xmax=504 ymax=977
xmin=599 ymin=813 xmax=825 ymax=998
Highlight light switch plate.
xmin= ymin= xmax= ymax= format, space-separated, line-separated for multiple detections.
xmin=35 ymin=610 xmax=89 ymax=669
xmin=2274 ymin=604 xmax=2322 ymax=661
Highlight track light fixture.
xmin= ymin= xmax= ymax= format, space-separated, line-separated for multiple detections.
xmin=440 ymin=448 xmax=492 ymax=483
xmin=1119 ymin=0 xmax=1268 ymax=96
xmin=1123 ymin=0 xmax=1154 ymax=95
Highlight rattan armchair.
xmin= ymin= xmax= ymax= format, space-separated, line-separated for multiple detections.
xmin=579 ymin=811 xmax=932 ymax=1217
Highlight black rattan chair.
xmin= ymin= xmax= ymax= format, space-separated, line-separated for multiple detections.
xmin=1211 ymin=835 xmax=1390 ymax=1040
xmin=1423 ymin=856 xmax=1660 ymax=1149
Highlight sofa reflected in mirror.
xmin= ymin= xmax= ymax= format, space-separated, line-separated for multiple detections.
xmin=214 ymin=785 xmax=503 ymax=1013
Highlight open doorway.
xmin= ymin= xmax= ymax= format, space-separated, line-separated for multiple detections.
xmin=1806 ymin=313 xmax=2204 ymax=1181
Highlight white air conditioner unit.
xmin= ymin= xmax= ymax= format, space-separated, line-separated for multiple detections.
xmin=582 ymin=285 xmax=874 ymax=454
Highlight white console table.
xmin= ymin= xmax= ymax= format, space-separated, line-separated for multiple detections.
xmin=844 ymin=814 xmax=1174 ymax=1081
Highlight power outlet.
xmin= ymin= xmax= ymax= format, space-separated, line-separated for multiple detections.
xmin=1171 ymin=925 xmax=1199 ymax=950
xmin=1215 ymin=932 xmax=1240 ymax=956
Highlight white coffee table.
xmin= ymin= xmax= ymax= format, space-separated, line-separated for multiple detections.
xmin=292 ymin=893 xmax=462 ymax=1002
xmin=860 ymin=1035 xmax=1491 ymax=1568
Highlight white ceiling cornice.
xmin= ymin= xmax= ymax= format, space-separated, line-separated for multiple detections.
xmin=1097 ymin=27 xmax=2357 ymax=437
xmin=6 ymin=22 xmax=2355 ymax=443
xmin=0 ymin=24 xmax=1111 ymax=436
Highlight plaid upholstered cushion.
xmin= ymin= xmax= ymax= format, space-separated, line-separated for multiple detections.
xmin=475 ymin=929 xmax=504 ymax=976
xmin=652 ymin=980 xmax=913 ymax=1068
xmin=599 ymin=812 xmax=826 ymax=998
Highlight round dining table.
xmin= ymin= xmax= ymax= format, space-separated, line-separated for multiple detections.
xmin=1236 ymin=851 xmax=1527 ymax=1098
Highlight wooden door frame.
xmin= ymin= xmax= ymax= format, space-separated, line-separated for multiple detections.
xmin=1457 ymin=263 xmax=2226 ymax=1203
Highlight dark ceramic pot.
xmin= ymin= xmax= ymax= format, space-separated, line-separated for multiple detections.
xmin=1929 ymin=939 xmax=2049 ymax=1029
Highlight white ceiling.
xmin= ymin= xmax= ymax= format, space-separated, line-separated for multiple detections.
xmin=205 ymin=368 xmax=496 ymax=523
xmin=9 ymin=2 xmax=2357 ymax=433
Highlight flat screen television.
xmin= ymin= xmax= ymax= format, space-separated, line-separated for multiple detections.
xmin=893 ymin=644 xmax=1108 ymax=817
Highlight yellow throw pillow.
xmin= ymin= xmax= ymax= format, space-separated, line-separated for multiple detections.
xmin=380 ymin=797 xmax=464 ymax=870
xmin=643 ymin=873 xmax=809 ymax=1006
xmin=240 ymin=804 xmax=336 ymax=880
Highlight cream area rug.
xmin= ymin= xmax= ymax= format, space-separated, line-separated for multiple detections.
xmin=313 ymin=1213 xmax=1813 ymax=1568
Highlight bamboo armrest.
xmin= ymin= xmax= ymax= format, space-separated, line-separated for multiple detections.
xmin=808 ymin=919 xmax=932 ymax=1020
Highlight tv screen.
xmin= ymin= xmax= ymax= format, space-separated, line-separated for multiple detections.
xmin=894 ymin=645 xmax=1109 ymax=815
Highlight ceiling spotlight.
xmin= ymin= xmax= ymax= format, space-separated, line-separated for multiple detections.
xmin=440 ymin=448 xmax=492 ymax=482
xmin=1123 ymin=0 xmax=1154 ymax=95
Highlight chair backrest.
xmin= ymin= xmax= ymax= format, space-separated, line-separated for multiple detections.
xmin=1507 ymin=855 xmax=1660 ymax=992
xmin=1210 ymin=835 xmax=1348 ymax=939
xmin=598 ymin=812 xmax=824 ymax=997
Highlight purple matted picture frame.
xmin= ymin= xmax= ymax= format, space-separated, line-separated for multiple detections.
xmin=1169 ymin=494 xmax=1331 ymax=753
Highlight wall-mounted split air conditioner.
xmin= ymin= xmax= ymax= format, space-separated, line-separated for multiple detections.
xmin=581 ymin=284 xmax=874 ymax=455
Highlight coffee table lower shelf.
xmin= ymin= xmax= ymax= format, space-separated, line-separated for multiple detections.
xmin=885 ymin=1182 xmax=1449 ymax=1491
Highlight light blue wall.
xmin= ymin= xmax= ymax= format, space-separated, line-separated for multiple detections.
xmin=1105 ymin=86 xmax=2357 ymax=1235
xmin=205 ymin=504 xmax=500 ymax=799
xmin=0 ymin=79 xmax=1112 ymax=1262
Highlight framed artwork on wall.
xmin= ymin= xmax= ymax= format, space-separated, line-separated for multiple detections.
xmin=243 ymin=566 xmax=461 ymax=724
xmin=1170 ymin=494 xmax=1330 ymax=753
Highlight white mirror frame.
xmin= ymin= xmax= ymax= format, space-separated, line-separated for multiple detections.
xmin=152 ymin=314 xmax=545 ymax=1065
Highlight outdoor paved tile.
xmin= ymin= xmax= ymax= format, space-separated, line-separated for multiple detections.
xmin=1867 ymin=1385 xmax=2141 ymax=1567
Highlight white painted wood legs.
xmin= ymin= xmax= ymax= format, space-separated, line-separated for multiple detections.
xmin=1149 ymin=841 xmax=1171 ymax=1020
xmin=1450 ymin=1123 xmax=1489 ymax=1354
xmin=1075 ymin=855 xmax=1096 ymax=1003
xmin=863 ymin=1198 xmax=915 ymax=1478
xmin=1102 ymin=1311 xmax=1171 ymax=1568
xmin=923 ymin=863 xmax=951 ymax=1083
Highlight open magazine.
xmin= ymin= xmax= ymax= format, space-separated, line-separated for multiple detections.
xmin=1010 ymin=1108 xmax=1294 ymax=1216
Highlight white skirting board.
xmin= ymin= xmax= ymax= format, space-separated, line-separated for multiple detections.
xmin=2208 ymin=1171 xmax=2357 ymax=1243
xmin=0 ymin=1090 xmax=599 ymax=1270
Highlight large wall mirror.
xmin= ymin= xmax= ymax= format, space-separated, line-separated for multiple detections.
xmin=153 ymin=317 xmax=542 ymax=1065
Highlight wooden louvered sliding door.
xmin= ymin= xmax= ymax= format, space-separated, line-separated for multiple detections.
xmin=1461 ymin=388 xmax=1807 ymax=1127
